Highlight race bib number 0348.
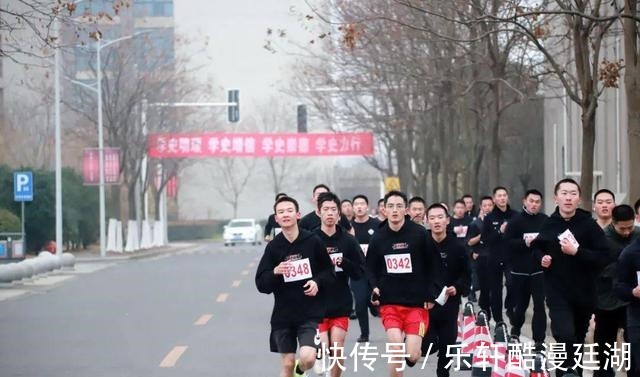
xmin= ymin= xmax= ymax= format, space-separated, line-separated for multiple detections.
xmin=384 ymin=253 xmax=412 ymax=273
xmin=283 ymin=258 xmax=313 ymax=282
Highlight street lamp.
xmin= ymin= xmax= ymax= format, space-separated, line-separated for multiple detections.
xmin=67 ymin=31 xmax=149 ymax=257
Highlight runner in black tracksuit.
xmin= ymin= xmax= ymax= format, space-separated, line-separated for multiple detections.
xmin=481 ymin=187 xmax=518 ymax=323
xmin=314 ymin=191 xmax=365 ymax=377
xmin=531 ymin=179 xmax=608 ymax=377
xmin=594 ymin=205 xmax=640 ymax=377
xmin=503 ymin=189 xmax=548 ymax=344
xmin=350 ymin=194 xmax=381 ymax=342
xmin=615 ymin=237 xmax=640 ymax=377
xmin=467 ymin=196 xmax=495 ymax=314
xmin=265 ymin=193 xmax=288 ymax=242
xmin=422 ymin=204 xmax=470 ymax=377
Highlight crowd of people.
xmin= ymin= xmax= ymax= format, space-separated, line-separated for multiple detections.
xmin=256 ymin=180 xmax=640 ymax=377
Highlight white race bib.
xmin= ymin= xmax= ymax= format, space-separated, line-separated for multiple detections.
xmin=283 ymin=258 xmax=313 ymax=283
xmin=384 ymin=253 xmax=413 ymax=274
xmin=523 ymin=232 xmax=539 ymax=241
xmin=330 ymin=252 xmax=344 ymax=272
xmin=455 ymin=226 xmax=468 ymax=238
xmin=360 ymin=244 xmax=369 ymax=257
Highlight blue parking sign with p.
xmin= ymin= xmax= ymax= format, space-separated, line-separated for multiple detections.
xmin=14 ymin=171 xmax=33 ymax=202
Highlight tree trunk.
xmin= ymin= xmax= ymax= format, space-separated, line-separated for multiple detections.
xmin=488 ymin=82 xmax=501 ymax=189
xmin=431 ymin=159 xmax=440 ymax=203
xmin=580 ymin=104 xmax=597 ymax=210
xmin=623 ymin=0 xmax=640 ymax=205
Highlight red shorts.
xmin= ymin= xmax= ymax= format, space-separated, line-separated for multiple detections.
xmin=318 ymin=317 xmax=350 ymax=333
xmin=379 ymin=305 xmax=429 ymax=337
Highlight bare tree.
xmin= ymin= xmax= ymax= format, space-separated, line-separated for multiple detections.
xmin=208 ymin=158 xmax=257 ymax=218
xmin=620 ymin=0 xmax=640 ymax=203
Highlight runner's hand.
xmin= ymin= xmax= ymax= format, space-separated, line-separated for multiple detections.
xmin=541 ymin=255 xmax=552 ymax=268
xmin=472 ymin=253 xmax=479 ymax=260
xmin=424 ymin=302 xmax=435 ymax=310
xmin=445 ymin=286 xmax=457 ymax=296
xmin=303 ymin=280 xmax=318 ymax=296
xmin=273 ymin=261 xmax=291 ymax=275
xmin=371 ymin=287 xmax=381 ymax=306
xmin=633 ymin=286 xmax=640 ymax=299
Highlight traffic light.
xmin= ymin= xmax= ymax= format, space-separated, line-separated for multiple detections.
xmin=228 ymin=89 xmax=240 ymax=123
xmin=297 ymin=104 xmax=307 ymax=133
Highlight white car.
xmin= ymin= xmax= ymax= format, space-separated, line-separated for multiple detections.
xmin=223 ymin=218 xmax=263 ymax=246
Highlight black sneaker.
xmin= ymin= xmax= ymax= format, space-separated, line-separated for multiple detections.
xmin=357 ymin=335 xmax=369 ymax=343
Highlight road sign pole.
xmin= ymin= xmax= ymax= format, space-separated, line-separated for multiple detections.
xmin=21 ymin=201 xmax=25 ymax=252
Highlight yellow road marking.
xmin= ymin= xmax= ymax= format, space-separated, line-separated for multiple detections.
xmin=194 ymin=314 xmax=213 ymax=326
xmin=232 ymin=280 xmax=241 ymax=288
xmin=216 ymin=293 xmax=229 ymax=302
xmin=159 ymin=346 xmax=188 ymax=367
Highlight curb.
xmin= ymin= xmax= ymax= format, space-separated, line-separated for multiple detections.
xmin=74 ymin=243 xmax=199 ymax=263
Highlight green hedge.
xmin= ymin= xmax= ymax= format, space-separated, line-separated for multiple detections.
xmin=168 ymin=220 xmax=223 ymax=241
xmin=0 ymin=208 xmax=20 ymax=233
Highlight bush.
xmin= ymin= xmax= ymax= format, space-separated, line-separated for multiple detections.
xmin=0 ymin=208 xmax=20 ymax=233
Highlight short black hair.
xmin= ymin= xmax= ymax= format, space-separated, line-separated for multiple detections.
xmin=480 ymin=196 xmax=493 ymax=204
xmin=274 ymin=196 xmax=299 ymax=213
xmin=635 ymin=198 xmax=640 ymax=214
xmin=612 ymin=204 xmax=635 ymax=222
xmin=427 ymin=203 xmax=449 ymax=217
xmin=384 ymin=190 xmax=408 ymax=206
xmin=377 ymin=198 xmax=385 ymax=206
xmin=554 ymin=178 xmax=581 ymax=195
xmin=275 ymin=192 xmax=287 ymax=201
xmin=340 ymin=199 xmax=352 ymax=205
xmin=318 ymin=192 xmax=341 ymax=211
xmin=462 ymin=194 xmax=473 ymax=200
xmin=408 ymin=196 xmax=426 ymax=206
xmin=524 ymin=189 xmax=543 ymax=199
xmin=493 ymin=186 xmax=508 ymax=195
xmin=453 ymin=199 xmax=466 ymax=207
xmin=352 ymin=194 xmax=369 ymax=204
xmin=594 ymin=188 xmax=615 ymax=202
xmin=313 ymin=184 xmax=330 ymax=194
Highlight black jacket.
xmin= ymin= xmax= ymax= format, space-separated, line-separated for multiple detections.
xmin=504 ymin=209 xmax=548 ymax=274
xmin=531 ymin=207 xmax=609 ymax=307
xmin=467 ymin=217 xmax=489 ymax=257
xmin=430 ymin=233 xmax=471 ymax=304
xmin=482 ymin=205 xmax=519 ymax=262
xmin=351 ymin=217 xmax=381 ymax=245
xmin=255 ymin=229 xmax=335 ymax=328
xmin=597 ymin=225 xmax=640 ymax=310
xmin=315 ymin=226 xmax=365 ymax=317
xmin=615 ymin=238 xmax=640 ymax=325
xmin=299 ymin=211 xmax=353 ymax=232
xmin=366 ymin=217 xmax=442 ymax=307
xmin=264 ymin=214 xmax=279 ymax=237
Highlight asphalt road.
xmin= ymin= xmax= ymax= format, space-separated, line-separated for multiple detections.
xmin=0 ymin=241 xmax=527 ymax=377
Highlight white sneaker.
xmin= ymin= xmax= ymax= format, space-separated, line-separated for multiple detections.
xmin=313 ymin=358 xmax=325 ymax=375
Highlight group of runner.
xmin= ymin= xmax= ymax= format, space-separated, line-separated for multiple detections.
xmin=256 ymin=180 xmax=640 ymax=377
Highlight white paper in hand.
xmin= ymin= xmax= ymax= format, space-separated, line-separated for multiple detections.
xmin=435 ymin=286 xmax=448 ymax=306
xmin=558 ymin=229 xmax=580 ymax=249
xmin=636 ymin=271 xmax=640 ymax=286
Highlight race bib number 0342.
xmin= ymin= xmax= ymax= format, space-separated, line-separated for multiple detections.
xmin=384 ymin=253 xmax=412 ymax=274
xmin=283 ymin=258 xmax=313 ymax=283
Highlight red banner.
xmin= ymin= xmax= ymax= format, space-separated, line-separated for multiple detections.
xmin=83 ymin=148 xmax=120 ymax=185
xmin=147 ymin=132 xmax=374 ymax=158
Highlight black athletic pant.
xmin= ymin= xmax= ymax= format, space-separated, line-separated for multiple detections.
xmin=594 ymin=307 xmax=627 ymax=377
xmin=546 ymin=288 xmax=593 ymax=377
xmin=510 ymin=272 xmax=546 ymax=343
xmin=350 ymin=278 xmax=370 ymax=338
xmin=627 ymin=315 xmax=640 ymax=377
xmin=476 ymin=255 xmax=492 ymax=316
xmin=488 ymin=257 xmax=511 ymax=322
xmin=422 ymin=300 xmax=459 ymax=377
